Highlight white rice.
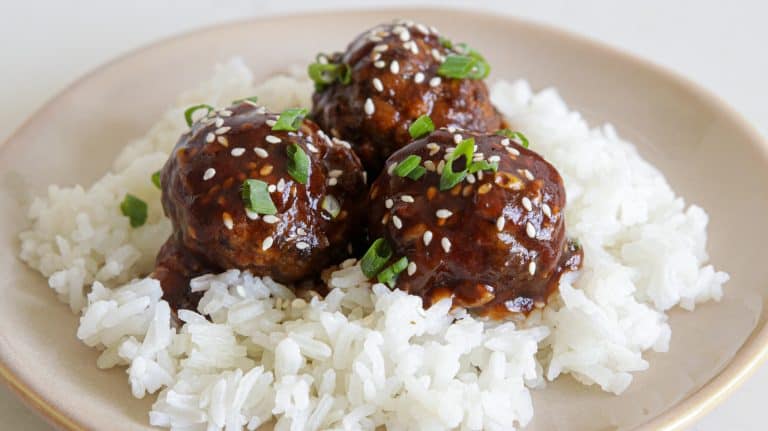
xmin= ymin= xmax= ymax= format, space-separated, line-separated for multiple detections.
xmin=18 ymin=58 xmax=728 ymax=430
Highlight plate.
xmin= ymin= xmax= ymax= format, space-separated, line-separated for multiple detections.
xmin=1 ymin=8 xmax=767 ymax=431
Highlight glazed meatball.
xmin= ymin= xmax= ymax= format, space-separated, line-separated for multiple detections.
xmin=155 ymin=102 xmax=366 ymax=309
xmin=366 ymin=128 xmax=582 ymax=319
xmin=310 ymin=20 xmax=503 ymax=176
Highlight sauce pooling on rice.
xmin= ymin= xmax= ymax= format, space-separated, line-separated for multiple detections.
xmin=365 ymin=128 xmax=582 ymax=318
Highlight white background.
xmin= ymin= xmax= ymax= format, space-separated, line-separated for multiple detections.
xmin=0 ymin=1 xmax=765 ymax=429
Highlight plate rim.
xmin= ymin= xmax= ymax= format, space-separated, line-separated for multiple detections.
xmin=1 ymin=6 xmax=767 ymax=431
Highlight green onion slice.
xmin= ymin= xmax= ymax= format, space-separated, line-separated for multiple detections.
xmin=439 ymin=137 xmax=475 ymax=190
xmin=408 ymin=115 xmax=435 ymax=139
xmin=321 ymin=195 xmax=341 ymax=218
xmin=360 ymin=238 xmax=393 ymax=278
xmin=308 ymin=62 xmax=352 ymax=89
xmin=377 ymin=256 xmax=409 ymax=287
xmin=438 ymin=54 xmax=490 ymax=80
xmin=406 ymin=165 xmax=427 ymax=180
xmin=151 ymin=171 xmax=161 ymax=189
xmin=241 ymin=179 xmax=277 ymax=215
xmin=272 ymin=108 xmax=308 ymax=132
xmin=184 ymin=104 xmax=214 ymax=127
xmin=393 ymin=155 xmax=423 ymax=177
xmin=232 ymin=96 xmax=259 ymax=105
xmin=286 ymin=143 xmax=310 ymax=184
xmin=496 ymin=129 xmax=529 ymax=148
xmin=120 ymin=194 xmax=148 ymax=228
xmin=468 ymin=160 xmax=499 ymax=174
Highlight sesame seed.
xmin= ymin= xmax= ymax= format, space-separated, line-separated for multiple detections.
xmin=473 ymin=153 xmax=484 ymax=162
xmin=203 ymin=168 xmax=216 ymax=181
xmin=392 ymin=25 xmax=405 ymax=34
xmin=307 ymin=143 xmax=319 ymax=153
xmin=254 ymin=147 xmax=268 ymax=158
xmin=526 ymin=222 xmax=536 ymax=238
xmin=219 ymin=110 xmax=233 ymax=117
xmin=447 ymin=126 xmax=456 ymax=133
xmin=262 ymin=236 xmax=274 ymax=250
xmin=424 ymin=160 xmax=436 ymax=171
xmin=364 ymin=98 xmax=375 ymax=115
xmin=430 ymin=25 xmax=439 ymax=34
xmin=496 ymin=216 xmax=505 ymax=231
xmin=215 ymin=118 xmax=224 ymax=127
xmin=392 ymin=215 xmax=403 ymax=229
xmin=255 ymin=106 xmax=267 ymax=114
xmin=268 ymin=185 xmax=277 ymax=193
xmin=390 ymin=60 xmax=400 ymax=74
xmin=488 ymin=155 xmax=501 ymax=163
xmin=416 ymin=23 xmax=430 ymax=34
xmin=453 ymin=134 xmax=462 ymax=144
xmin=217 ymin=136 xmax=229 ymax=147
xmin=374 ymin=60 xmax=386 ymax=68
xmin=524 ymin=169 xmax=534 ymax=181
xmin=329 ymin=169 xmax=343 ymax=178
xmin=369 ymin=35 xmax=383 ymax=42
xmin=429 ymin=77 xmax=442 ymax=87
xmin=246 ymin=209 xmax=259 ymax=220
xmin=466 ymin=173 xmax=476 ymax=184
xmin=508 ymin=147 xmax=521 ymax=156
xmin=205 ymin=133 xmax=215 ymax=143
xmin=231 ymin=147 xmax=245 ymax=157
xmin=215 ymin=126 xmax=231 ymax=135
xmin=266 ymin=119 xmax=277 ymax=127
xmin=259 ymin=164 xmax=273 ymax=176
xmin=222 ymin=212 xmax=233 ymax=230
xmin=399 ymin=29 xmax=411 ymax=41
xmin=436 ymin=209 xmax=453 ymax=219
xmin=387 ymin=163 xmax=397 ymax=175
xmin=407 ymin=261 xmax=417 ymax=275
xmin=427 ymin=143 xmax=440 ymax=156
xmin=423 ymin=230 xmax=433 ymax=246
xmin=441 ymin=237 xmax=452 ymax=253
xmin=328 ymin=178 xmax=338 ymax=186
xmin=501 ymin=138 xmax=510 ymax=146
xmin=266 ymin=135 xmax=281 ymax=144
xmin=372 ymin=78 xmax=384 ymax=92
xmin=401 ymin=195 xmax=414 ymax=203
xmin=478 ymin=183 xmax=492 ymax=194
xmin=522 ymin=197 xmax=533 ymax=211
xmin=381 ymin=214 xmax=388 ymax=225
xmin=431 ymin=48 xmax=443 ymax=62
xmin=296 ymin=241 xmax=310 ymax=250
xmin=263 ymin=215 xmax=279 ymax=224
xmin=385 ymin=198 xmax=394 ymax=209
xmin=542 ymin=203 xmax=552 ymax=218
xmin=373 ymin=44 xmax=388 ymax=52
xmin=437 ymin=160 xmax=445 ymax=174
xmin=277 ymin=178 xmax=286 ymax=192
xmin=529 ymin=261 xmax=537 ymax=276
xmin=414 ymin=72 xmax=425 ymax=84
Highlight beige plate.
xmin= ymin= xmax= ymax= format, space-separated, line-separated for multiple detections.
xmin=1 ymin=7 xmax=767 ymax=431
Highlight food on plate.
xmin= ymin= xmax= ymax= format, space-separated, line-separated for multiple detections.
xmin=17 ymin=19 xmax=729 ymax=431
xmin=365 ymin=127 xmax=582 ymax=317
xmin=155 ymin=102 xmax=366 ymax=310
xmin=309 ymin=21 xmax=503 ymax=175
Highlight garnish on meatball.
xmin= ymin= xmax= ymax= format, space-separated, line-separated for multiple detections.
xmin=155 ymin=101 xmax=366 ymax=310
xmin=309 ymin=19 xmax=503 ymax=176
xmin=363 ymin=125 xmax=582 ymax=319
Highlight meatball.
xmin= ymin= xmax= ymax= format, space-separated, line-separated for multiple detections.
xmin=366 ymin=128 xmax=582 ymax=319
xmin=155 ymin=102 xmax=366 ymax=309
xmin=310 ymin=20 xmax=503 ymax=176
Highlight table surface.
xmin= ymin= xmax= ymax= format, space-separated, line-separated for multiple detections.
xmin=1 ymin=1 xmax=765 ymax=430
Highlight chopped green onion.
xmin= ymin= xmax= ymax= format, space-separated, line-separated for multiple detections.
xmin=241 ymin=179 xmax=277 ymax=215
xmin=439 ymin=138 xmax=475 ymax=190
xmin=406 ymin=165 xmax=427 ymax=180
xmin=439 ymin=37 xmax=453 ymax=49
xmin=286 ymin=144 xmax=310 ymax=184
xmin=408 ymin=115 xmax=435 ymax=139
xmin=438 ymin=54 xmax=490 ymax=80
xmin=272 ymin=108 xmax=308 ymax=132
xmin=308 ymin=62 xmax=352 ymax=90
xmin=468 ymin=160 xmax=499 ymax=174
xmin=232 ymin=96 xmax=259 ymax=105
xmin=393 ymin=155 xmax=423 ymax=177
xmin=496 ymin=129 xmax=529 ymax=148
xmin=184 ymin=104 xmax=214 ymax=127
xmin=361 ymin=238 xmax=393 ymax=278
xmin=377 ymin=257 xmax=409 ymax=287
xmin=321 ymin=195 xmax=341 ymax=218
xmin=151 ymin=171 xmax=161 ymax=189
xmin=120 ymin=194 xmax=148 ymax=228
